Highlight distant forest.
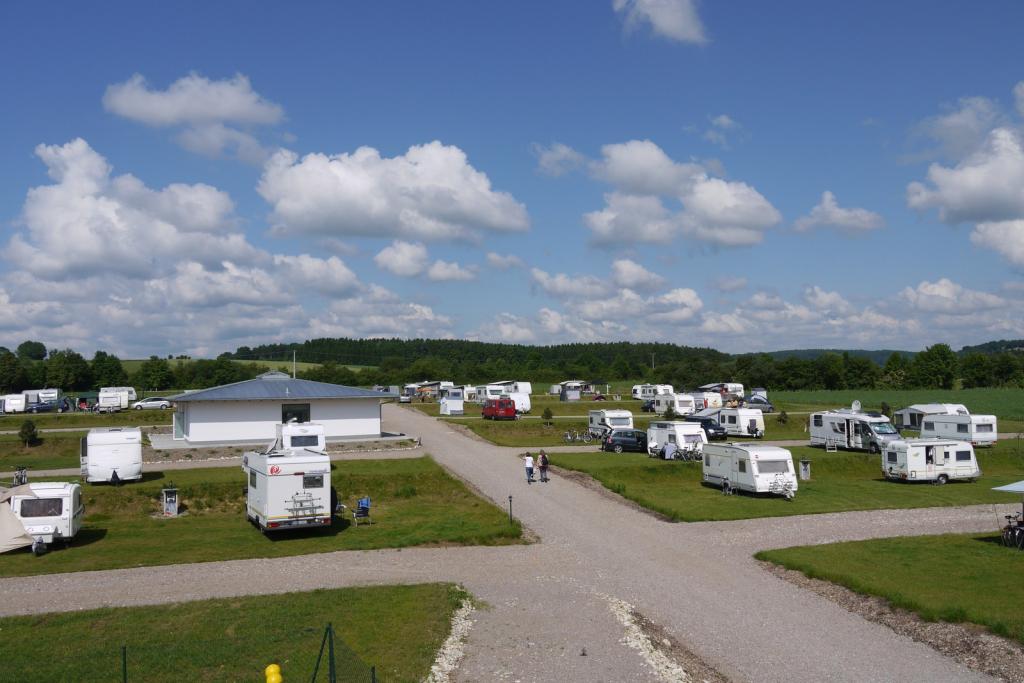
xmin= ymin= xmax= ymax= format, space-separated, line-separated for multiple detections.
xmin=2 ymin=338 xmax=1022 ymax=394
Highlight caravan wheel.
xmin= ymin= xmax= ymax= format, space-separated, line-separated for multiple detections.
xmin=935 ymin=474 xmax=949 ymax=485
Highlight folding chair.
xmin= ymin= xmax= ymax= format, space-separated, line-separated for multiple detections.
xmin=352 ymin=496 xmax=372 ymax=525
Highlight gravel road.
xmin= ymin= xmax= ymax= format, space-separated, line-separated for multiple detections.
xmin=1 ymin=402 xmax=1012 ymax=682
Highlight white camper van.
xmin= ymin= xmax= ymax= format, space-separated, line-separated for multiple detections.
xmin=702 ymin=443 xmax=797 ymax=499
xmin=588 ymin=409 xmax=634 ymax=436
xmin=809 ymin=404 xmax=900 ymax=452
xmin=688 ymin=392 xmax=723 ymax=410
xmin=439 ymin=387 xmax=465 ymax=416
xmin=278 ymin=422 xmax=327 ymax=453
xmin=882 ymin=439 xmax=980 ymax=484
xmin=96 ymin=388 xmax=130 ymax=413
xmin=243 ymin=445 xmax=333 ymax=532
xmin=653 ymin=393 xmax=696 ymax=417
xmin=647 ymin=421 xmax=707 ymax=459
xmin=714 ymin=408 xmax=765 ymax=438
xmin=8 ymin=482 xmax=85 ymax=552
xmin=919 ymin=414 xmax=997 ymax=447
xmin=1 ymin=394 xmax=27 ymax=414
xmin=80 ymin=427 xmax=143 ymax=484
xmin=639 ymin=384 xmax=674 ymax=400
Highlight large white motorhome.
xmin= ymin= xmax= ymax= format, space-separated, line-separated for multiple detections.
xmin=688 ymin=392 xmax=723 ymax=410
xmin=646 ymin=421 xmax=707 ymax=458
xmin=242 ymin=431 xmax=332 ymax=532
xmin=809 ymin=403 xmax=900 ymax=452
xmin=1 ymin=394 xmax=27 ymax=414
xmin=439 ymin=387 xmax=465 ymax=416
xmin=699 ymin=407 xmax=765 ymax=437
xmin=882 ymin=439 xmax=980 ymax=484
xmin=588 ymin=409 xmax=634 ymax=436
xmin=96 ymin=388 xmax=131 ymax=413
xmin=101 ymin=386 xmax=137 ymax=402
xmin=638 ymin=384 xmax=674 ymax=400
xmin=7 ymin=482 xmax=85 ymax=553
xmin=919 ymin=414 xmax=997 ymax=447
xmin=80 ymin=427 xmax=143 ymax=484
xmin=653 ymin=393 xmax=696 ymax=417
xmin=702 ymin=443 xmax=797 ymax=499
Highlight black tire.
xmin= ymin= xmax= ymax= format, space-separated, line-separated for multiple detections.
xmin=613 ymin=444 xmax=623 ymax=454
xmin=936 ymin=474 xmax=949 ymax=485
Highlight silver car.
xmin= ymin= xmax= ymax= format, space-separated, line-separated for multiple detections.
xmin=132 ymin=397 xmax=172 ymax=410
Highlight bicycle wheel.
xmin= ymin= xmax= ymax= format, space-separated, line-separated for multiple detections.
xmin=582 ymin=432 xmax=593 ymax=443
xmin=1016 ymin=527 xmax=1024 ymax=550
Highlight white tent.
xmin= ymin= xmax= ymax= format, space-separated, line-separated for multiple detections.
xmin=992 ymin=480 xmax=1024 ymax=516
xmin=0 ymin=485 xmax=34 ymax=554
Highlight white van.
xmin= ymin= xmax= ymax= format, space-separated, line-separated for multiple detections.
xmin=81 ymin=427 xmax=143 ymax=483
xmin=440 ymin=387 xmax=465 ymax=416
xmin=919 ymin=414 xmax=997 ymax=447
xmin=714 ymin=408 xmax=765 ymax=438
xmin=9 ymin=482 xmax=85 ymax=552
xmin=702 ymin=443 xmax=797 ymax=499
xmin=688 ymin=392 xmax=723 ymax=410
xmin=1 ymin=394 xmax=27 ymax=414
xmin=647 ymin=421 xmax=707 ymax=459
xmin=653 ymin=393 xmax=696 ymax=417
xmin=809 ymin=405 xmax=900 ymax=452
xmin=588 ymin=409 xmax=634 ymax=436
xmin=243 ymin=447 xmax=333 ymax=532
xmin=882 ymin=439 xmax=980 ymax=484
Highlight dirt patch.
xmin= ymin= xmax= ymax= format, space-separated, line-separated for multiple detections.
xmin=761 ymin=561 xmax=1024 ymax=682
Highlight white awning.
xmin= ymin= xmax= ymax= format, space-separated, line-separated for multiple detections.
xmin=992 ymin=480 xmax=1024 ymax=493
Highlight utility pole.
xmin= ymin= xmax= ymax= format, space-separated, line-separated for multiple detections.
xmin=651 ymin=353 xmax=655 ymax=371
xmin=292 ymin=350 xmax=296 ymax=379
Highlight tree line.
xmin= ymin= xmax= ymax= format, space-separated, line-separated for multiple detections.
xmin=2 ymin=338 xmax=1021 ymax=395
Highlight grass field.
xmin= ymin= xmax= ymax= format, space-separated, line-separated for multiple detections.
xmin=0 ymin=409 xmax=172 ymax=430
xmin=549 ymin=441 xmax=1024 ymax=522
xmin=0 ymin=583 xmax=464 ymax=682
xmin=772 ymin=388 xmax=1024 ymax=420
xmin=0 ymin=432 xmax=83 ymax=471
xmin=757 ymin=534 xmax=1024 ymax=644
xmin=0 ymin=457 xmax=522 ymax=578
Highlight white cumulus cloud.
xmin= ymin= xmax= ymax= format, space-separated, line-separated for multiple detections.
xmin=532 ymin=142 xmax=585 ymax=176
xmin=613 ymin=0 xmax=708 ymax=45
xmin=426 ymin=259 xmax=477 ymax=282
xmin=591 ymin=140 xmax=702 ymax=196
xmin=611 ymin=259 xmax=665 ymax=290
xmin=794 ymin=191 xmax=885 ymax=233
xmin=531 ymin=268 xmax=610 ymax=299
xmin=900 ymin=278 xmax=1006 ymax=313
xmin=486 ymin=252 xmax=525 ymax=269
xmin=971 ymin=220 xmax=1024 ymax=267
xmin=374 ymin=241 xmax=430 ymax=277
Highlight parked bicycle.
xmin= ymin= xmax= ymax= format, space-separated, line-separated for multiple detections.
xmin=1001 ymin=513 xmax=1024 ymax=550
xmin=563 ymin=429 xmax=594 ymax=444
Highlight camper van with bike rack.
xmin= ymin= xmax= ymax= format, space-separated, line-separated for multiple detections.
xmin=702 ymin=443 xmax=797 ymax=499
xmin=809 ymin=402 xmax=900 ymax=453
xmin=588 ymin=409 xmax=634 ymax=436
xmin=647 ymin=421 xmax=707 ymax=459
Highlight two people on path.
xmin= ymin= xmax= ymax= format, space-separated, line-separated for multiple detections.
xmin=523 ymin=450 xmax=550 ymax=484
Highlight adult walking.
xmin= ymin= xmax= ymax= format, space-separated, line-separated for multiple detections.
xmin=523 ymin=452 xmax=535 ymax=484
xmin=537 ymin=450 xmax=550 ymax=483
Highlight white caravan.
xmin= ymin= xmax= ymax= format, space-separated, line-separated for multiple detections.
xmin=96 ymin=388 xmax=130 ymax=413
xmin=702 ymin=443 xmax=797 ymax=499
xmin=80 ymin=427 xmax=143 ymax=484
xmin=399 ymin=383 xmax=419 ymax=403
xmin=506 ymin=392 xmax=532 ymax=414
xmin=1 ymin=394 xmax=27 ymax=414
xmin=703 ymin=407 xmax=765 ymax=437
xmin=809 ymin=404 xmax=901 ymax=452
xmin=689 ymin=392 xmax=723 ymax=410
xmin=631 ymin=384 xmax=644 ymax=399
xmin=699 ymin=382 xmax=745 ymax=398
xmin=638 ymin=384 xmax=674 ymax=400
xmin=101 ymin=386 xmax=137 ymax=402
xmin=892 ymin=403 xmax=968 ymax=430
xmin=588 ymin=409 xmax=634 ymax=436
xmin=439 ymin=387 xmax=465 ymax=416
xmin=647 ymin=421 xmax=707 ymax=459
xmin=23 ymin=388 xmax=60 ymax=404
xmin=492 ymin=380 xmax=533 ymax=396
xmin=7 ymin=482 xmax=85 ymax=552
xmin=243 ymin=443 xmax=332 ymax=532
xmin=882 ymin=439 xmax=980 ymax=484
xmin=653 ymin=393 xmax=696 ymax=417
xmin=919 ymin=414 xmax=997 ymax=447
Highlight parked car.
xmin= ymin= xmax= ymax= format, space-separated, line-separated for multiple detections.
xmin=745 ymin=395 xmax=774 ymax=413
xmin=640 ymin=399 xmax=656 ymax=413
xmin=27 ymin=400 xmax=58 ymax=414
xmin=482 ymin=398 xmax=518 ymax=420
xmin=132 ymin=397 xmax=173 ymax=410
xmin=684 ymin=416 xmax=728 ymax=441
xmin=601 ymin=428 xmax=648 ymax=453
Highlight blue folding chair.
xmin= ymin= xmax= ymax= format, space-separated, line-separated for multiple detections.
xmin=353 ymin=496 xmax=372 ymax=525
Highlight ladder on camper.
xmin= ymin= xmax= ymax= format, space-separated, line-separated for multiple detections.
xmin=825 ymin=438 xmax=838 ymax=453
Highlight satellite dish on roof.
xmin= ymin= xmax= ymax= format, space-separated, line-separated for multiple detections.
xmin=851 ymin=400 xmax=861 ymax=412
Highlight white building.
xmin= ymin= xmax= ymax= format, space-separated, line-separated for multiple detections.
xmin=170 ymin=371 xmax=394 ymax=445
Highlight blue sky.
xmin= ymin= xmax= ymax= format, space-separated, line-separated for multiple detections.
xmin=1 ymin=1 xmax=1023 ymax=357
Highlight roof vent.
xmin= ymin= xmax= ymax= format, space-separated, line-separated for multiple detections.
xmin=259 ymin=371 xmax=291 ymax=380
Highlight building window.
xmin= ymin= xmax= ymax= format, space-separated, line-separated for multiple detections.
xmin=282 ymin=403 xmax=311 ymax=423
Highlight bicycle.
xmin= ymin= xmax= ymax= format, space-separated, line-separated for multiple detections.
xmin=1001 ymin=514 xmax=1024 ymax=550
xmin=563 ymin=429 xmax=594 ymax=444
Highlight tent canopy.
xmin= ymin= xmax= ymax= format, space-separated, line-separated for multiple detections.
xmin=991 ymin=481 xmax=1024 ymax=493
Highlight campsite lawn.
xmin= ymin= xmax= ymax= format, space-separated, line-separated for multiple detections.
xmin=0 ymin=457 xmax=522 ymax=578
xmin=549 ymin=441 xmax=1024 ymax=522
xmin=0 ymin=432 xmax=83 ymax=471
xmin=0 ymin=409 xmax=171 ymax=430
xmin=0 ymin=583 xmax=464 ymax=682
xmin=757 ymin=534 xmax=1024 ymax=644
xmin=772 ymin=388 xmax=1024 ymax=420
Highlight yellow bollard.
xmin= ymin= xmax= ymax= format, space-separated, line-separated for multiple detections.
xmin=267 ymin=674 xmax=283 ymax=683
xmin=265 ymin=663 xmax=283 ymax=682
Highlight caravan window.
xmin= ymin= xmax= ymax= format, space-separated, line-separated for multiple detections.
xmin=923 ymin=422 xmax=934 ymax=431
xmin=977 ymin=424 xmax=994 ymax=433
xmin=609 ymin=417 xmax=630 ymax=426
xmin=957 ymin=424 xmax=969 ymax=433
xmin=955 ymin=451 xmax=972 ymax=462
xmin=282 ymin=404 xmax=311 ymax=424
xmin=704 ymin=454 xmax=710 ymax=466
xmin=757 ymin=460 xmax=788 ymax=474
xmin=302 ymin=474 xmax=325 ymax=489
xmin=19 ymin=498 xmax=63 ymax=517
xmin=738 ymin=459 xmax=747 ymax=473
xmin=249 ymin=471 xmax=257 ymax=488
xmin=727 ymin=415 xmax=736 ymax=424
xmin=813 ymin=415 xmax=822 ymax=427
xmin=668 ymin=434 xmax=677 ymax=444
xmin=887 ymin=451 xmax=897 ymax=463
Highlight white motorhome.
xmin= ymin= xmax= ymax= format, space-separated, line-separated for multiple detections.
xmin=638 ymin=384 xmax=674 ymax=400
xmin=699 ymin=382 xmax=745 ymax=398
xmin=707 ymin=407 xmax=765 ymax=437
xmin=439 ymin=387 xmax=465 ymax=416
xmin=688 ymin=392 xmax=723 ymax=410
xmin=96 ymin=388 xmax=130 ymax=413
xmin=919 ymin=414 xmax=997 ymax=447
xmin=647 ymin=421 xmax=707 ymax=459
xmin=631 ymin=384 xmax=644 ymax=399
xmin=1 ymin=394 xmax=27 ymax=414
xmin=882 ymin=439 xmax=980 ymax=484
xmin=243 ymin=445 xmax=333 ymax=532
xmin=492 ymin=380 xmax=533 ymax=396
xmin=702 ymin=443 xmax=797 ymax=499
xmin=893 ymin=403 xmax=968 ymax=430
xmin=653 ymin=393 xmax=696 ymax=417
xmin=80 ymin=427 xmax=143 ymax=484
xmin=809 ymin=404 xmax=901 ymax=452
xmin=277 ymin=422 xmax=327 ymax=453
xmin=101 ymin=386 xmax=138 ymax=402
xmin=588 ymin=409 xmax=634 ymax=436
xmin=8 ymin=482 xmax=85 ymax=552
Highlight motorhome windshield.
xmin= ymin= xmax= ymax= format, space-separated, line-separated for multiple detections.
xmin=871 ymin=423 xmax=898 ymax=435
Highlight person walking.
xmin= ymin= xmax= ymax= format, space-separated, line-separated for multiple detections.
xmin=523 ymin=453 xmax=535 ymax=484
xmin=537 ymin=450 xmax=550 ymax=482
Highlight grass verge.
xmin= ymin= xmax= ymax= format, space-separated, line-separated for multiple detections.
xmin=0 ymin=432 xmax=84 ymax=471
xmin=0 ymin=457 xmax=522 ymax=578
xmin=550 ymin=441 xmax=1024 ymax=522
xmin=772 ymin=388 xmax=1024 ymax=420
xmin=757 ymin=534 xmax=1024 ymax=645
xmin=0 ymin=583 xmax=464 ymax=682
xmin=0 ymin=410 xmax=171 ymax=430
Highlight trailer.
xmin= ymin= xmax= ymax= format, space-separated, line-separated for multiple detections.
xmin=242 ymin=443 xmax=333 ymax=532
xmin=698 ymin=382 xmax=745 ymax=398
xmin=439 ymin=387 xmax=465 ymax=416
xmin=1 ymin=394 xmax=27 ymax=414
xmin=700 ymin=407 xmax=765 ymax=437
xmin=809 ymin=403 xmax=900 ymax=452
xmin=688 ymin=392 xmax=723 ymax=410
xmin=80 ymin=427 xmax=143 ymax=483
xmin=646 ymin=421 xmax=707 ymax=459
xmin=702 ymin=443 xmax=797 ymax=499
xmin=919 ymin=414 xmax=997 ymax=447
xmin=100 ymin=386 xmax=138 ymax=402
xmin=637 ymin=384 xmax=674 ymax=400
xmin=588 ymin=409 xmax=634 ymax=436
xmin=5 ymin=482 xmax=85 ymax=553
xmin=882 ymin=438 xmax=980 ymax=484
xmin=96 ymin=388 xmax=130 ymax=413
xmin=653 ymin=393 xmax=696 ymax=417
xmin=892 ymin=403 xmax=968 ymax=429
xmin=506 ymin=391 xmax=532 ymax=414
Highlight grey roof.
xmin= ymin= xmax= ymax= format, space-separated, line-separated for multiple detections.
xmin=170 ymin=371 xmax=396 ymax=403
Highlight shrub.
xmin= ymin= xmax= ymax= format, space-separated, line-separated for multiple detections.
xmin=542 ymin=407 xmax=553 ymax=425
xmin=776 ymin=411 xmax=789 ymax=425
xmin=663 ymin=406 xmax=678 ymax=420
xmin=18 ymin=420 xmax=38 ymax=447
xmin=880 ymin=401 xmax=892 ymax=418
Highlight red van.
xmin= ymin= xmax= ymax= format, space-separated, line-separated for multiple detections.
xmin=482 ymin=398 xmax=518 ymax=420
